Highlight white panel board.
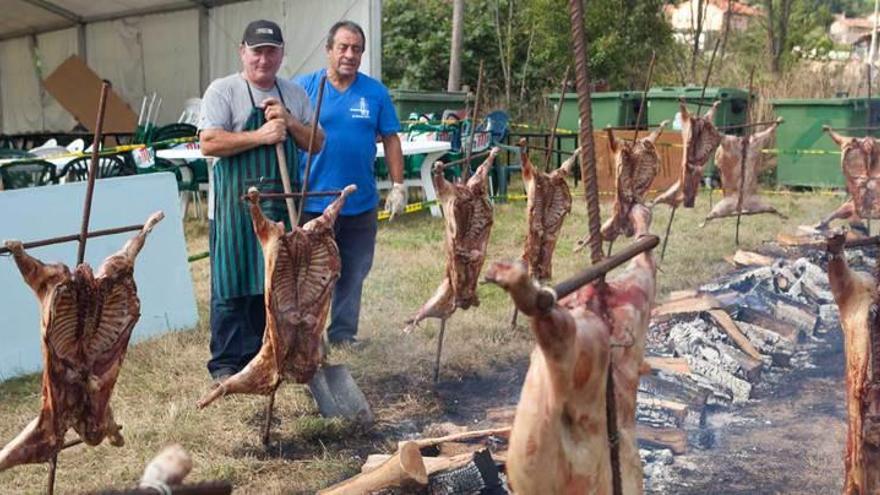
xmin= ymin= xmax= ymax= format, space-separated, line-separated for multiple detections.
xmin=0 ymin=173 xmax=198 ymax=381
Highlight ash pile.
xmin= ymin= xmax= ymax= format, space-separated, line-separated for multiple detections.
xmin=638 ymin=246 xmax=877 ymax=490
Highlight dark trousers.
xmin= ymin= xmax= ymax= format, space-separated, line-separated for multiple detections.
xmin=207 ymin=220 xmax=266 ymax=376
xmin=301 ymin=208 xmax=377 ymax=343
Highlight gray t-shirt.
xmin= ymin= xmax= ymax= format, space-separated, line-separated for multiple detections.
xmin=199 ymin=73 xmax=313 ymax=220
xmin=198 ymin=73 xmax=313 ymax=132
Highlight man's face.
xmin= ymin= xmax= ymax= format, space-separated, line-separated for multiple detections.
xmin=240 ymin=44 xmax=283 ymax=84
xmin=327 ymin=28 xmax=364 ymax=78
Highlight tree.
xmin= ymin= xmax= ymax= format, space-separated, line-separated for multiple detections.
xmin=448 ymin=0 xmax=464 ymax=91
xmin=764 ymin=0 xmax=795 ymax=74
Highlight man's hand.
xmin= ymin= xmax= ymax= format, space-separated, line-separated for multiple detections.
xmin=262 ymin=98 xmax=292 ymax=126
xmin=255 ymin=119 xmax=287 ymax=145
xmin=385 ymin=183 xmax=407 ymax=221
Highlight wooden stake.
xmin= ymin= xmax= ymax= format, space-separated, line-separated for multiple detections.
xmin=275 ymin=143 xmax=297 ymax=228
xmin=77 ymin=80 xmax=111 ymax=265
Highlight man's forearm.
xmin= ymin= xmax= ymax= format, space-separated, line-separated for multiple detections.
xmin=200 ymin=129 xmax=263 ymax=157
xmin=290 ymin=119 xmax=324 ymax=153
xmin=383 ymin=134 xmax=405 ymax=184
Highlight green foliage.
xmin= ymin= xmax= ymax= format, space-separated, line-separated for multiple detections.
xmin=382 ymin=0 xmax=674 ymax=106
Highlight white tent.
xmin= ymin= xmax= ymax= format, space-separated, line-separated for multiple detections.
xmin=0 ymin=0 xmax=382 ymax=133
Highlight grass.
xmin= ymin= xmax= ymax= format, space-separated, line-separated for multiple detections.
xmin=0 ymin=187 xmax=843 ymax=494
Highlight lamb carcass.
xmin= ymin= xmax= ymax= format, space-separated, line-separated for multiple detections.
xmin=702 ymin=117 xmax=786 ymax=226
xmin=197 ymin=185 xmax=356 ymax=409
xmin=826 ymin=232 xmax=880 ymax=493
xmin=653 ymin=101 xmax=722 ymax=209
xmin=521 ymin=140 xmax=580 ymax=281
xmin=816 ymin=128 xmax=880 ymax=231
xmin=0 ymin=212 xmax=164 ymax=471
xmin=403 ymin=149 xmax=497 ymax=332
xmin=598 ymin=121 xmax=667 ymax=244
xmin=487 ymin=204 xmax=657 ymax=494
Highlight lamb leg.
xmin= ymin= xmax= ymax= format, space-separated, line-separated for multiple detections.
xmin=3 ymin=241 xmax=69 ymax=300
xmin=816 ymin=200 xmax=858 ymax=231
xmin=466 ymin=148 xmax=499 ymax=190
xmin=303 ymin=184 xmax=358 ymax=232
xmin=485 ymin=260 xmax=575 ymax=362
xmin=403 ymin=278 xmax=455 ymax=333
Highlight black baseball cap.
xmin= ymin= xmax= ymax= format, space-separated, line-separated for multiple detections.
xmin=242 ymin=20 xmax=284 ymax=48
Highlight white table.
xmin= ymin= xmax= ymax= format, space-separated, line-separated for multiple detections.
xmin=377 ymin=140 xmax=451 ymax=217
xmin=156 ymin=140 xmax=452 ymax=218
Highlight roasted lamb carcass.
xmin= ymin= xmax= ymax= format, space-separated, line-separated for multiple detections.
xmin=403 ymin=149 xmax=498 ymax=333
xmin=702 ymin=118 xmax=786 ymax=226
xmin=197 ymin=185 xmax=356 ymax=409
xmin=815 ymin=127 xmax=880 ymax=231
xmin=520 ymin=140 xmax=580 ymax=281
xmin=825 ymin=232 xmax=880 ymax=493
xmin=653 ymin=101 xmax=722 ymax=209
xmin=0 ymin=212 xmax=164 ymax=471
xmin=487 ymin=204 xmax=657 ymax=494
xmin=596 ymin=121 xmax=667 ymax=244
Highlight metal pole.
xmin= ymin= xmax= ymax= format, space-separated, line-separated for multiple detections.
xmin=0 ymin=224 xmax=145 ymax=255
xmin=262 ymin=390 xmax=276 ymax=447
xmin=433 ymin=318 xmax=447 ymax=383
xmin=695 ymin=38 xmax=721 ymax=115
xmin=296 ymin=75 xmax=328 ymax=221
xmin=533 ymin=235 xmax=659 ymax=312
xmin=275 ymin=143 xmax=297 ymax=228
xmin=77 ymin=80 xmax=111 ymax=265
xmin=567 ymin=2 xmax=619 ymax=495
xmin=735 ymin=67 xmax=756 ymax=246
xmin=660 ymin=206 xmax=677 ymax=262
xmin=463 ymin=61 xmax=484 ymax=181
xmin=632 ymin=51 xmax=656 ymax=142
xmin=544 ymin=65 xmax=571 ymax=172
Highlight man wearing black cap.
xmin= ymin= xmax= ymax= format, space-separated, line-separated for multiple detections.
xmin=198 ymin=20 xmax=324 ymax=380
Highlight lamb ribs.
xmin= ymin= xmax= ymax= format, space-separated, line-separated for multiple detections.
xmin=702 ymin=118 xmax=785 ymax=225
xmin=653 ymin=101 xmax=722 ymax=209
xmin=403 ymin=149 xmax=498 ymax=332
xmin=197 ymin=185 xmax=356 ymax=409
xmin=0 ymin=212 xmax=164 ymax=471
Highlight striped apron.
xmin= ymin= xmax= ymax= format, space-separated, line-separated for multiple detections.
xmin=211 ymin=80 xmax=298 ymax=299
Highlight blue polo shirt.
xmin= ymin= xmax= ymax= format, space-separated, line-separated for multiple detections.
xmin=294 ymin=69 xmax=400 ymax=215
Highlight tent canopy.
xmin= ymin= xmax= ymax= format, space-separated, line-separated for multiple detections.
xmin=0 ymin=0 xmax=382 ymax=134
xmin=0 ymin=1 xmax=248 ymax=41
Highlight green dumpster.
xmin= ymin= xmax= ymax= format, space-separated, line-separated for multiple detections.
xmin=770 ymin=98 xmax=880 ymax=188
xmin=389 ymin=90 xmax=470 ymax=122
xmin=549 ymin=91 xmax=646 ymax=131
xmin=646 ymin=87 xmax=749 ymax=134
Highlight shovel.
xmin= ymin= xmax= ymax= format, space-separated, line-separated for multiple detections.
xmin=273 ymin=83 xmax=374 ymax=425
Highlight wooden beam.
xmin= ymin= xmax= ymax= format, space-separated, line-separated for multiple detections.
xmin=645 ymin=356 xmax=691 ymax=376
xmin=20 ymin=0 xmax=83 ymax=23
xmin=708 ymin=309 xmax=764 ymax=361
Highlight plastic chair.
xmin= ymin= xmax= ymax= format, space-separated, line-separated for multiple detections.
xmin=60 ymin=155 xmax=129 ymax=182
xmin=0 ymin=160 xmax=56 ymax=190
xmin=66 ymin=139 xmax=85 ymax=153
xmin=0 ymin=148 xmax=34 ymax=159
xmin=178 ymin=97 xmax=202 ymax=125
xmin=480 ymin=110 xmax=510 ymax=145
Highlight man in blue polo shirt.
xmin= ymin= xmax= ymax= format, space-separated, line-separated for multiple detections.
xmin=295 ymin=20 xmax=405 ymax=346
